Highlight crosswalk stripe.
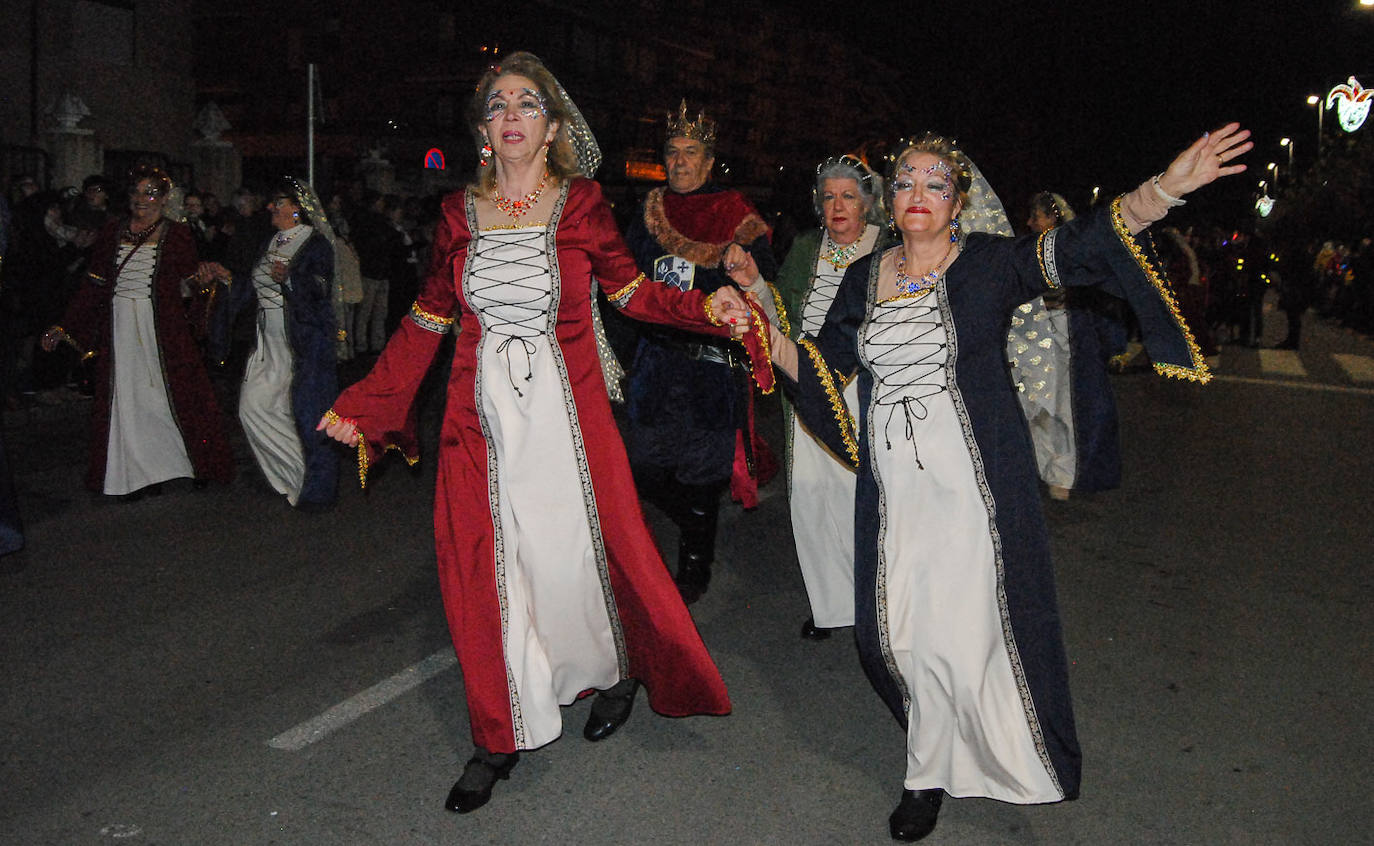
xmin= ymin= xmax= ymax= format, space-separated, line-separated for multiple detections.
xmin=267 ymin=649 xmax=457 ymax=750
xmin=1256 ymin=349 xmax=1308 ymax=377
xmin=1333 ymin=353 xmax=1374 ymax=383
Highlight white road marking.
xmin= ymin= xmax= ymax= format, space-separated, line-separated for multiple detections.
xmin=267 ymin=649 xmax=457 ymax=750
xmin=1211 ymin=374 xmax=1374 ymax=397
xmin=1256 ymin=349 xmax=1308 ymax=377
xmin=1333 ymin=353 xmax=1374 ymax=383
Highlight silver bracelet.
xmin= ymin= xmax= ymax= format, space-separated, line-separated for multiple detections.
xmin=1151 ymin=174 xmax=1186 ymax=207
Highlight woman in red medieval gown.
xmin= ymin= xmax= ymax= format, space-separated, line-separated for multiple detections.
xmin=317 ymin=52 xmax=762 ymax=814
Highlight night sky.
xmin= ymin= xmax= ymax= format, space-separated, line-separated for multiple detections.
xmin=802 ymin=0 xmax=1373 ymax=220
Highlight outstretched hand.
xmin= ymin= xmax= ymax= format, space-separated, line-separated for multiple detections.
xmin=1158 ymin=123 xmax=1253 ymax=198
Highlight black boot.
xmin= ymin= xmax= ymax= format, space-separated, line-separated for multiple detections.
xmin=444 ymin=747 xmax=519 ymax=813
xmin=583 ymin=677 xmax=640 ymax=741
xmin=889 ymin=788 xmax=944 ymax=842
xmin=675 ymin=483 xmax=721 ymax=604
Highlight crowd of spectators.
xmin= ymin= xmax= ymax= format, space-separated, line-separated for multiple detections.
xmin=0 ymin=173 xmax=440 ymax=411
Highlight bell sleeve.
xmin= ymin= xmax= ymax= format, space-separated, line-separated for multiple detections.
xmin=328 ymin=201 xmax=463 ymax=486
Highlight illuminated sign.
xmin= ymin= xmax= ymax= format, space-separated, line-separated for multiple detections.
xmin=424 ymin=148 xmax=445 ymax=169
xmin=625 ymin=160 xmax=667 ymax=182
xmin=1326 ymin=77 xmax=1372 ymax=133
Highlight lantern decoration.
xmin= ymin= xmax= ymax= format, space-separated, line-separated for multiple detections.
xmin=1326 ymin=77 xmax=1373 ymax=133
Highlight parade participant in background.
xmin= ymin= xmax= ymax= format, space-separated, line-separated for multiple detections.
xmin=773 ymin=154 xmax=887 ymax=639
xmin=317 ymin=53 xmax=765 ymax=816
xmin=622 ymin=101 xmax=777 ymax=603
xmin=203 ymin=177 xmax=341 ymax=511
xmin=41 ymin=166 xmax=233 ymax=498
xmin=768 ymin=126 xmax=1250 ymax=841
xmin=1007 ymin=192 xmax=1121 ymax=501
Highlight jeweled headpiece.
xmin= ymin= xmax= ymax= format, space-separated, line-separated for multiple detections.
xmin=665 ymin=99 xmax=717 ymax=149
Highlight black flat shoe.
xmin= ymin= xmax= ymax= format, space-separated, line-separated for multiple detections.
xmin=444 ymin=749 xmax=519 ymax=814
xmin=800 ymin=617 xmax=832 ymax=640
xmin=889 ymin=788 xmax=943 ymax=842
xmin=675 ymin=560 xmax=711 ymax=605
xmin=584 ymin=678 xmax=640 ymax=742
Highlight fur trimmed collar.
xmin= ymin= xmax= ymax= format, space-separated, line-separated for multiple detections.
xmin=642 ymin=187 xmax=770 ymax=268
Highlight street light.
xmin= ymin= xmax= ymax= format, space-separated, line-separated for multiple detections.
xmin=1307 ymin=94 xmax=1324 ymax=157
xmin=1280 ymin=137 xmax=1294 ymax=173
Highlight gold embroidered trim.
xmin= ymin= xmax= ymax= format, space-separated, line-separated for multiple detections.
xmin=643 ymin=188 xmax=726 ymax=267
xmin=1108 ymin=197 xmax=1211 ymax=384
xmin=798 ymin=337 xmax=858 ymax=466
xmin=607 ymin=273 xmax=644 ymax=307
xmin=745 ymin=306 xmax=775 ymax=395
xmin=768 ymin=282 xmax=791 ymax=336
xmin=704 ymin=290 xmax=725 ymax=326
xmin=480 ymin=221 xmax=548 ymax=231
xmin=1035 ymin=230 xmax=1062 ymax=289
xmin=408 ymin=302 xmax=454 ymax=333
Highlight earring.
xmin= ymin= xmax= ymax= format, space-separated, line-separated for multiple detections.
xmin=888 ymin=215 xmax=896 ymax=231
xmin=292 ymin=211 xmax=299 ymax=220
xmin=480 ymin=143 xmax=493 ymax=167
xmin=949 ymin=218 xmax=961 ymax=243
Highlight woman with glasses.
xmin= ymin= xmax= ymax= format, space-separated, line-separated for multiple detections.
xmin=42 ymin=165 xmax=233 ymax=498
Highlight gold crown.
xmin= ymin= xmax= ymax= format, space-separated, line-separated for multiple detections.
xmin=666 ymin=99 xmax=717 ymax=147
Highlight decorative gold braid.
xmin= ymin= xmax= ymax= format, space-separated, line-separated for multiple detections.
xmin=704 ymin=290 xmax=725 ymax=326
xmin=797 ymin=337 xmax=859 ymax=466
xmin=323 ymin=409 xmax=370 ymax=489
xmin=607 ymin=273 xmax=644 ymax=305
xmin=410 ymin=302 xmax=455 ymax=326
xmin=767 ymin=282 xmax=791 ymax=336
xmin=1108 ymin=197 xmax=1211 ymax=384
xmin=744 ymin=306 xmax=775 ymax=395
xmin=1035 ymin=232 xmax=1059 ymax=289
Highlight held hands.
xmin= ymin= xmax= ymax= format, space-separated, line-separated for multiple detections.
xmin=722 ymin=243 xmax=761 ymax=289
xmin=316 ymin=414 xmax=361 ymax=447
xmin=196 ymin=261 xmax=232 ymax=286
xmin=709 ymin=285 xmax=753 ymax=338
xmin=1158 ymin=123 xmax=1253 ymax=198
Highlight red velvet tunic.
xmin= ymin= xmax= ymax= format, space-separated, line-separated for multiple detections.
xmin=56 ymin=219 xmax=234 ymax=492
xmin=332 ymin=179 xmax=734 ymax=753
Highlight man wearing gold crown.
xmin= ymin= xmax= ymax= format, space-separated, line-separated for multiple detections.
xmin=622 ymin=101 xmax=776 ymax=604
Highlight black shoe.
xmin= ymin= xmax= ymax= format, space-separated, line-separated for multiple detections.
xmin=583 ymin=678 xmax=640 ymax=741
xmin=800 ymin=617 xmax=832 ymax=640
xmin=675 ymin=558 xmax=711 ymax=605
xmin=444 ymin=749 xmax=519 ymax=814
xmin=889 ymin=788 xmax=944 ymax=842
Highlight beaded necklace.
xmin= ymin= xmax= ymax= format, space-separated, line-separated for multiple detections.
xmin=894 ymin=241 xmax=956 ymax=296
xmin=121 ymin=217 xmax=162 ymax=246
xmin=820 ymin=223 xmax=867 ymax=270
xmin=492 ymin=171 xmax=550 ymax=222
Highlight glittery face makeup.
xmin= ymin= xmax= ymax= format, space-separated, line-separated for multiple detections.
xmin=895 ymin=160 xmax=954 ymax=202
xmin=484 ymin=86 xmax=547 ymax=122
xmin=891 ymin=152 xmax=961 ymax=235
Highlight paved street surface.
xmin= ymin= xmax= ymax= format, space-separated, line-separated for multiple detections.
xmin=3 ymin=300 xmax=1371 ymax=845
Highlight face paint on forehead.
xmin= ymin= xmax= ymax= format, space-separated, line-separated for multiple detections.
xmin=484 ymin=87 xmax=549 ymax=121
xmin=899 ymin=159 xmax=955 ymax=201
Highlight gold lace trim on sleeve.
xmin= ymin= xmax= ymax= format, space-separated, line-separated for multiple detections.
xmin=797 ymin=337 xmax=858 ymax=466
xmin=1109 ymin=197 xmax=1211 ymax=384
xmin=408 ymin=302 xmax=455 ymax=334
xmin=607 ymin=273 xmax=644 ymax=308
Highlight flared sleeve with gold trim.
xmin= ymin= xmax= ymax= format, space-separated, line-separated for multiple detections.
xmin=990 ymin=197 xmax=1211 ymax=384
xmin=572 ymin=179 xmax=775 ymax=393
xmin=328 ymin=192 xmax=465 ymax=487
xmin=779 ymin=252 xmax=871 ymax=470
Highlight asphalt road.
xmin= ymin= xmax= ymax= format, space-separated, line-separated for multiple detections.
xmin=2 ymin=303 xmax=1370 ymax=845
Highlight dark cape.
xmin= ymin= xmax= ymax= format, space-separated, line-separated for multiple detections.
xmin=210 ymin=231 xmax=339 ymax=506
